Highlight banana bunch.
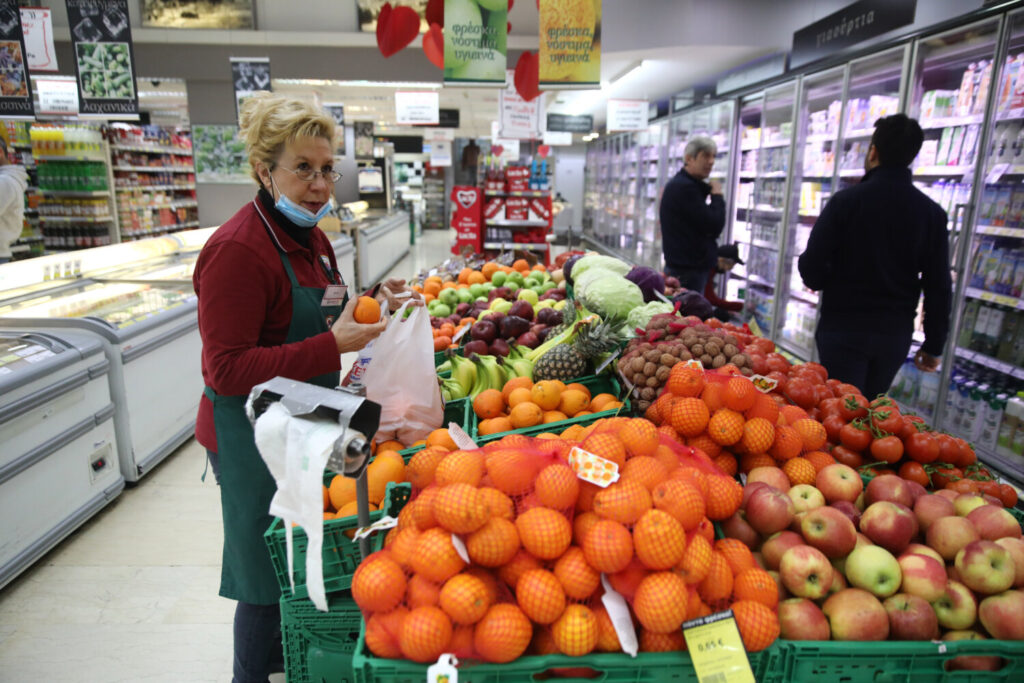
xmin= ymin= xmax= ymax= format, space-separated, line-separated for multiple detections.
xmin=502 ymin=344 xmax=535 ymax=381
xmin=438 ymin=345 xmax=539 ymax=401
xmin=468 ymin=354 xmax=506 ymax=397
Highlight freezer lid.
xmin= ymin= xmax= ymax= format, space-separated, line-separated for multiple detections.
xmin=0 ymin=330 xmax=104 ymax=396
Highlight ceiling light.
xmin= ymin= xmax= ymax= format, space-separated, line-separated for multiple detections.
xmin=608 ymin=60 xmax=645 ymax=86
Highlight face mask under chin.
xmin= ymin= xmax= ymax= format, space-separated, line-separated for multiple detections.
xmin=268 ymin=173 xmax=333 ymax=228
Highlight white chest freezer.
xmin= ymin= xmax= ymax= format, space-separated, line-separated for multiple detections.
xmin=330 ymin=233 xmax=356 ymax=292
xmin=0 ymin=330 xmax=123 ymax=589
xmin=355 ymin=211 xmax=410 ymax=290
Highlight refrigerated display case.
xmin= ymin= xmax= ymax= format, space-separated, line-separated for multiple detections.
xmin=0 ymin=329 xmax=123 ymax=589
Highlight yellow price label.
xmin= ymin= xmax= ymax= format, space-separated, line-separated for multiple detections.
xmin=747 ymin=318 xmax=764 ymax=338
xmin=683 ymin=611 xmax=755 ymax=683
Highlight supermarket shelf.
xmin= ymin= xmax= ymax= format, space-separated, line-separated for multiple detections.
xmin=120 ymin=184 xmax=197 ymax=191
xmin=485 ymin=219 xmax=549 ymax=227
xmin=801 ymin=173 xmax=835 ymax=179
xmin=839 ymin=169 xmax=863 ymax=177
xmin=964 ymin=286 xmax=1024 ymax=311
xmin=799 ymin=210 xmax=821 ymax=218
xmin=12 ymin=143 xmax=31 ymax=150
xmin=483 ymin=241 xmax=548 ymax=250
xmin=955 ymin=346 xmax=1024 ymax=380
xmin=805 ymin=133 xmax=839 ymax=144
xmin=975 ymin=224 xmax=1024 ymax=238
xmin=789 ymin=288 xmax=819 ymax=305
xmin=919 ymin=113 xmax=984 ymax=129
xmin=38 ymin=189 xmax=110 ymax=197
xmin=751 ymin=239 xmax=778 ymax=250
xmin=914 ymin=165 xmax=973 ymax=176
xmin=747 ymin=274 xmax=775 ymax=287
xmin=760 ymin=171 xmax=788 ymax=178
xmin=996 ymin=107 xmax=1024 ymax=122
xmin=761 ymin=139 xmax=791 ymax=149
xmin=121 ymin=200 xmax=199 ymax=211
xmin=111 ymin=144 xmax=193 ymax=156
xmin=114 ymin=166 xmax=194 ymax=174
xmin=739 ymin=172 xmax=757 ymax=179
xmin=35 ymin=155 xmax=106 ymax=162
xmin=844 ymin=128 xmax=875 ymax=139
xmin=484 ymin=190 xmax=551 ymax=197
xmin=38 ymin=215 xmax=113 ymax=222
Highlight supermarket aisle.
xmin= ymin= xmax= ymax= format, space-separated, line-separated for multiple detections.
xmin=0 ymin=228 xmax=457 ymax=682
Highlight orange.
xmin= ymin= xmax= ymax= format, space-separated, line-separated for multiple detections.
xmin=723 ymin=376 xmax=757 ymax=412
xmin=553 ymin=546 xmax=601 ymax=600
xmin=352 ymin=551 xmax=406 ymax=613
xmin=634 ymin=571 xmax=689 ymax=634
xmin=411 ymin=527 xmax=466 ymax=583
xmin=713 ymin=453 xmax=738 ymax=477
xmin=531 ymin=625 xmax=559 ymax=656
xmin=365 ymin=607 xmax=408 ymax=658
xmin=432 ymin=483 xmax=489 ymax=534
xmin=652 ymin=479 xmax=704 ymax=531
xmin=741 ymin=417 xmax=776 ymax=454
xmin=542 ymin=410 xmax=568 ymax=424
xmin=589 ymin=393 xmax=618 ymax=411
xmin=467 ymin=271 xmax=486 ymax=285
xmin=473 ymin=389 xmax=505 ymax=419
xmin=512 ymin=258 xmax=530 ymax=272
xmin=677 ymin=533 xmax=713 ymax=584
xmin=733 ymin=568 xmax=779 ymax=609
xmin=669 ymin=466 xmax=709 ymax=499
xmin=703 ymin=475 xmax=743 ymax=520
xmin=745 ymin=392 xmax=781 ymax=424
xmin=640 ymin=629 xmax=686 ymax=652
xmin=410 ymin=439 xmax=427 ymax=449
xmin=322 ymin=484 xmax=331 ymax=512
xmin=425 ymin=429 xmax=457 ymax=451
xmin=410 ymin=488 xmax=439 ymax=530
xmin=593 ymin=605 xmax=624 ymax=652
xmin=701 ymin=381 xmax=727 ymax=412
xmin=497 ymin=549 xmax=543 ymax=590
xmin=515 ymin=507 xmax=572 ymax=560
xmin=793 ymin=418 xmax=827 ymax=452
xmin=439 ymin=573 xmax=491 ymax=625
xmin=485 ymin=449 xmax=542 ymax=496
xmin=353 ymin=296 xmax=382 ymax=324
xmin=621 ymin=418 xmax=660 ymax=457
xmin=368 ymin=450 xmax=405 ymax=492
xmin=334 ymin=501 xmax=379 ymax=538
xmin=621 ymin=456 xmax=669 ymax=492
xmin=633 ymin=509 xmax=687 ymax=570
xmin=707 ymin=408 xmax=745 ymax=446
xmin=406 ymin=573 xmax=441 ymax=609
xmin=515 ymin=568 xmax=566 ymax=624
xmin=400 ymin=606 xmax=453 ymax=663
xmin=476 ymin=417 xmax=513 ymax=436
xmin=387 ymin=527 xmax=421 ymax=570
xmin=731 ymin=600 xmax=781 ymax=652
xmin=464 ymin=567 xmax=500 ymax=606
xmin=653 ymin=444 xmax=681 ymax=472
xmin=507 ymin=387 xmax=534 ymax=408
xmin=669 ymin=397 xmax=710 ymax=437
xmin=560 ymin=424 xmax=585 ymax=441
xmin=779 ymin=404 xmax=809 ymax=425
xmin=582 ymin=519 xmax=633 ymax=573
xmin=434 ymin=449 xmax=486 ymax=487
xmin=501 ymin=376 xmax=533 ymax=402
xmin=376 ymin=439 xmax=405 ymax=453
xmin=478 ymin=486 xmax=515 ymax=520
xmin=552 ymin=604 xmax=599 ymax=656
xmin=572 ymin=511 xmax=600 ymax=545
xmin=466 ymin=517 xmax=520 ymax=567
xmin=481 ymin=262 xmax=500 ymax=280
xmin=803 ymin=450 xmax=835 ymax=472
xmin=740 ymin=452 xmax=777 ymax=473
xmin=715 ymin=538 xmax=756 ymax=576
xmin=509 ymin=401 xmax=543 ymax=428
xmin=783 ymin=457 xmax=817 ymax=485
xmin=565 ymin=382 xmax=591 ymax=400
xmin=405 ymin=446 xmax=449 ymax=489
xmin=328 ymin=473 xmax=356 ymax=511
xmin=593 ymin=479 xmax=652 ymax=525
xmin=531 ymin=381 xmax=563 ymax=410
xmin=769 ymin=425 xmax=803 ymax=461
xmin=575 ymin=480 xmax=600 ymax=513
xmin=666 ymin=364 xmax=705 ymax=397
xmin=458 ymin=267 xmax=473 ymax=284
xmin=582 ymin=432 xmax=627 ymax=468
xmin=535 ymin=463 xmax=580 ymax=509
xmin=698 ymin=551 xmax=734 ymax=607
xmin=474 ymin=604 xmax=533 ymax=663
xmin=687 ymin=433 xmax=722 ymax=459
xmin=558 ymin=389 xmax=591 ymax=417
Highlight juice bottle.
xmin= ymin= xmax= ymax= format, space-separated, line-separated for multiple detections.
xmin=979 ymin=391 xmax=1006 ymax=450
xmin=957 ymin=63 xmax=977 ymax=116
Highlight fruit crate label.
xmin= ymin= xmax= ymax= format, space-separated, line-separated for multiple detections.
xmin=568 ymin=447 xmax=620 ymax=487
xmin=749 ymin=374 xmax=778 ymax=394
xmin=452 ymin=325 xmax=470 ymax=343
xmin=594 ymin=348 xmax=621 ymax=375
xmin=447 ymin=422 xmax=478 ymax=450
xmin=426 ymin=654 xmax=459 ymax=683
xmin=451 ymin=533 xmax=471 ymax=563
xmin=600 ymin=574 xmax=638 ymax=656
xmin=351 ymin=515 xmax=398 ymax=541
xmin=682 ymin=610 xmax=755 ymax=683
xmin=683 ymin=359 xmax=705 ymax=372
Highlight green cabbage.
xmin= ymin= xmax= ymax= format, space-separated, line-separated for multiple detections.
xmin=573 ymin=267 xmax=618 ymax=298
xmin=626 ymin=301 xmax=675 ymax=331
xmin=579 ymin=276 xmax=644 ymax=322
xmin=570 ymin=254 xmax=632 ymax=283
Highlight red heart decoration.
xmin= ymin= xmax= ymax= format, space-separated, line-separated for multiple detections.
xmin=508 ymin=0 xmax=515 ymax=9
xmin=426 ymin=0 xmax=444 ymax=28
xmin=376 ymin=3 xmax=420 ymax=58
xmin=514 ymin=51 xmax=541 ymax=102
xmin=537 ymin=145 xmax=551 ymax=158
xmin=423 ymin=23 xmax=444 ymax=69
xmin=491 ymin=145 xmax=504 ymax=157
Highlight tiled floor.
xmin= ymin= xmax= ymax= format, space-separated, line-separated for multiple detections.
xmin=0 ymin=227 xmax=462 ymax=682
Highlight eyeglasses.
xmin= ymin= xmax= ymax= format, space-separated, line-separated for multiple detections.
xmin=276 ymin=164 xmax=342 ymax=183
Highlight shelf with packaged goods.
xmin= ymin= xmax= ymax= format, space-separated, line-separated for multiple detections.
xmin=38 ymin=189 xmax=111 ymax=197
xmin=38 ymin=215 xmax=114 ymax=223
xmin=843 ymin=128 xmax=875 ymax=139
xmin=483 ymin=242 xmax=548 ymax=250
xmin=975 ymin=224 xmax=1024 ymax=238
xmin=789 ymin=288 xmax=819 ymax=305
xmin=484 ymin=190 xmax=551 ymax=197
xmin=759 ymin=171 xmax=788 ymax=178
xmin=919 ymin=113 xmax=984 ymax=130
xmin=914 ymin=165 xmax=973 ymax=176
xmin=996 ymin=107 xmax=1024 ymax=122
xmin=122 ymin=200 xmax=199 ymax=211
xmin=119 ymin=183 xmax=197 ymax=191
xmin=838 ymin=169 xmax=864 ymax=178
xmin=113 ymin=166 xmax=194 ymax=174
xmin=747 ymin=274 xmax=775 ymax=287
xmin=34 ymin=155 xmax=106 ymax=162
xmin=111 ymin=144 xmax=193 ymax=156
xmin=805 ymin=133 xmax=840 ymax=144
xmin=955 ymin=346 xmax=1024 ymax=381
xmin=964 ymin=286 xmax=1024 ymax=311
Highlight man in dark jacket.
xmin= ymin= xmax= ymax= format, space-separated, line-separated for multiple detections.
xmin=798 ymin=114 xmax=952 ymax=398
xmin=660 ymin=136 xmax=726 ymax=293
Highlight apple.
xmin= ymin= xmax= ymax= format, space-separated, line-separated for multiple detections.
xmin=902 ymin=543 xmax=945 ymax=567
xmin=930 ymin=580 xmax=978 ymax=631
xmin=788 ymin=484 xmax=826 ymax=514
xmin=897 ymin=552 xmax=947 ymax=602
xmin=994 ymin=537 xmax=1024 ymax=587
xmin=752 ymin=551 xmax=766 ymax=569
xmin=935 ymin=489 xmax=959 ymax=501
xmin=859 ymin=501 xmax=919 ymax=555
xmin=926 ymin=516 xmax=980 ymax=561
xmin=966 ymin=505 xmax=1022 ymax=541
xmin=904 ymin=479 xmax=928 ymax=504
xmin=778 ymin=598 xmax=831 ymax=640
xmin=767 ymin=569 xmax=789 ymax=601
xmin=760 ymin=530 xmax=803 ymax=571
xmin=947 ymin=563 xmax=962 ymax=582
xmin=943 ymin=631 xmax=1002 ymax=672
xmin=816 ymin=464 xmax=863 ymax=504
xmin=747 ymin=466 xmax=791 ymax=494
xmin=825 ymin=569 xmax=848 ymax=597
xmin=914 ymin=494 xmax=955 ymax=532
xmin=883 ymin=593 xmax=940 ymax=640
xmin=745 ymin=485 xmax=795 ymax=536
xmin=780 ymin=545 xmax=835 ymax=599
xmin=864 ymin=474 xmax=914 ymax=508
xmin=979 ymin=590 xmax=1024 ymax=640
xmin=800 ymin=506 xmax=858 ymax=559
xmin=830 ymin=500 xmax=862 ymax=528
xmin=741 ymin=481 xmax=771 ymax=507
xmin=822 ymin=588 xmax=889 ymax=641
xmin=845 ymin=545 xmax=902 ymax=598
xmin=789 ymin=510 xmax=808 ymax=534
xmin=721 ymin=510 xmax=761 ymax=549
xmin=854 ymin=491 xmax=866 ymax=512
xmin=954 ymin=493 xmax=989 ymax=517
xmin=955 ymin=540 xmax=1016 ymax=595
xmin=855 ymin=532 xmax=874 ymax=548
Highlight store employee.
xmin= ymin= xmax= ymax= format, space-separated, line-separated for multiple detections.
xmin=193 ymin=92 xmax=418 ymax=683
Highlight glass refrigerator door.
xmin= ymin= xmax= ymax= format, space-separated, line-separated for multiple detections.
xmin=902 ymin=18 xmax=1002 ymax=421
xmin=731 ymin=94 xmax=765 ymax=312
xmin=621 ymin=132 xmax=641 ymax=255
xmin=637 ymin=123 xmax=667 ymax=268
xmin=0 ymin=281 xmax=196 ymax=329
xmin=837 ymin=48 xmax=906 ymax=187
xmin=779 ymin=67 xmax=845 ymax=360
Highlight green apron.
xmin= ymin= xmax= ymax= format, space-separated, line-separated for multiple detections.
xmin=205 ymin=219 xmax=345 ymax=605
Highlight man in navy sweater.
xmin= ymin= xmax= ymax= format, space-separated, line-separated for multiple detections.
xmin=798 ymin=114 xmax=952 ymax=398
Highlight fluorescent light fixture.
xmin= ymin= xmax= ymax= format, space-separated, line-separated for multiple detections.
xmin=275 ymin=78 xmax=443 ymax=89
xmin=608 ymin=60 xmax=644 ymax=86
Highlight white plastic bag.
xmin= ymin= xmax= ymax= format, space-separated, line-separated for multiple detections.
xmin=363 ymin=300 xmax=443 ymax=445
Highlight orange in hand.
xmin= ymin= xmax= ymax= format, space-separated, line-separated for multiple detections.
xmin=353 ymin=296 xmax=381 ymax=324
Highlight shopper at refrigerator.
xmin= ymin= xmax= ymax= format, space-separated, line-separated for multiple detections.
xmin=193 ymin=92 xmax=417 ymax=683
xmin=704 ymin=242 xmax=745 ymax=320
xmin=798 ymin=114 xmax=952 ymax=398
xmin=0 ymin=130 xmax=28 ymax=265
xmin=659 ymin=136 xmax=726 ymax=292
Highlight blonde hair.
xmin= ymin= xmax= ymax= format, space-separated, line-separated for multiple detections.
xmin=238 ymin=92 xmax=335 ymax=184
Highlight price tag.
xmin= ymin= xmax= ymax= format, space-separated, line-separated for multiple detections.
xmin=351 ymin=515 xmax=398 ymax=541
xmin=683 ymin=610 xmax=756 ymax=683
xmin=447 ymin=423 xmax=478 ymax=451
xmin=451 ymin=534 xmax=471 ymax=563
xmin=452 ymin=325 xmax=470 ymax=343
xmin=600 ymin=574 xmax=638 ymax=657
xmin=985 ymin=163 xmax=1010 ymax=185
xmin=595 ymin=348 xmax=622 ymax=375
xmin=567 ymin=447 xmax=620 ymax=488
xmin=749 ymin=374 xmax=778 ymax=394
xmin=426 ymin=654 xmax=459 ymax=683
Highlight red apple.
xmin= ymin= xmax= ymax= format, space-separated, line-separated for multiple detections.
xmin=966 ymin=505 xmax=1022 ymax=541
xmin=897 ymin=552 xmax=947 ymax=602
xmin=954 ymin=493 xmax=989 ymax=517
xmin=955 ymin=540 xmax=1016 ymax=595
xmin=926 ymin=516 xmax=980 ymax=561
xmin=845 ymin=545 xmax=903 ymax=598
xmin=830 ymin=500 xmax=862 ymax=528
xmin=864 ymin=474 xmax=914 ymax=508
xmin=904 ymin=479 xmax=928 ymax=503
xmin=780 ymin=544 xmax=835 ymax=599
xmin=930 ymin=580 xmax=978 ymax=631
xmin=825 ymin=568 xmax=848 ymax=597
xmin=747 ymin=466 xmax=791 ymax=494
xmin=745 ymin=485 xmax=795 ymax=536
xmin=943 ymin=631 xmax=1002 ymax=672
xmin=816 ymin=464 xmax=863 ymax=504
xmin=902 ymin=543 xmax=944 ymax=566
xmin=883 ymin=593 xmax=940 ymax=640
xmin=800 ymin=506 xmax=858 ymax=559
xmin=741 ymin=481 xmax=771 ymax=507
xmin=978 ymin=589 xmax=1024 ymax=640
xmin=721 ymin=510 xmax=761 ymax=549
xmin=767 ymin=569 xmax=789 ymax=602
xmin=760 ymin=530 xmax=803 ymax=570
xmin=859 ymin=501 xmax=919 ymax=555
xmin=948 ymin=563 xmax=963 ymax=583
xmin=778 ymin=597 xmax=831 ymax=640
xmin=822 ymin=588 xmax=889 ymax=641
xmin=914 ymin=494 xmax=955 ymax=532
xmin=982 ymin=493 xmax=1005 ymax=507
xmin=935 ymin=489 xmax=959 ymax=501
xmin=788 ymin=484 xmax=826 ymax=514
xmin=789 ymin=510 xmax=808 ymax=534
xmin=994 ymin=537 xmax=1024 ymax=587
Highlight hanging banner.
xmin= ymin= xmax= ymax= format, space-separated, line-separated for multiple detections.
xmin=65 ymin=0 xmax=138 ymax=118
xmin=395 ymin=90 xmax=439 ymax=125
xmin=538 ymin=0 xmax=601 ymax=88
xmin=323 ymin=103 xmax=346 ymax=155
xmin=0 ymin=0 xmax=33 ymax=118
xmin=20 ymin=6 xmax=58 ymax=72
xmin=791 ymin=0 xmax=916 ymax=69
xmin=607 ymin=99 xmax=648 ymax=132
xmin=443 ymin=0 xmax=507 ymax=86
xmin=547 ymin=113 xmax=593 ymax=133
xmin=499 ymin=70 xmax=541 ymax=140
xmin=231 ymin=57 xmax=271 ymax=122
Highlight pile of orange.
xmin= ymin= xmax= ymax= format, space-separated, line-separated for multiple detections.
xmin=322 ymin=449 xmax=406 ymax=532
xmin=432 ymin=319 xmax=474 ymax=352
xmin=471 ymin=377 xmax=623 ymax=437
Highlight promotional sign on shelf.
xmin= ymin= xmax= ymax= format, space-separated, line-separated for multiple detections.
xmin=19 ymin=6 xmax=58 ymax=72
xmin=429 ymin=139 xmax=452 ymax=167
xmin=443 ymin=0 xmax=507 ymax=86
xmin=499 ymin=70 xmax=541 ymax=139
xmin=451 ymin=186 xmax=483 ymax=256
xmin=34 ymin=76 xmax=78 ymax=117
xmin=538 ymin=0 xmax=601 ymax=88
xmin=323 ymin=103 xmax=345 ymax=155
xmin=230 ymin=56 xmax=271 ymax=122
xmin=395 ymin=90 xmax=440 ymax=125
xmin=65 ymin=0 xmax=139 ymax=119
xmin=607 ymin=98 xmax=648 ymax=132
xmin=0 ymin=0 xmax=34 ymax=119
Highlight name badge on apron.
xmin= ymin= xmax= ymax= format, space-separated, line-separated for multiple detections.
xmin=321 ymin=284 xmax=347 ymax=307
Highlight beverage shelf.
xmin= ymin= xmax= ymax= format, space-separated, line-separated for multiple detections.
xmin=113 ymin=166 xmax=194 ymax=174
xmin=38 ymin=215 xmax=114 ymax=223
xmin=35 ymin=155 xmax=106 ymax=162
xmin=919 ymin=113 xmax=984 ymax=129
xmin=975 ymin=224 xmax=1024 ymax=238
xmin=111 ymin=144 xmax=193 ymax=156
xmin=954 ymin=346 xmax=1024 ymax=381
xmin=38 ymin=189 xmax=110 ymax=197
xmin=118 ymin=184 xmax=197 ymax=191
xmin=914 ymin=165 xmax=973 ymax=176
xmin=964 ymin=286 xmax=1024 ymax=311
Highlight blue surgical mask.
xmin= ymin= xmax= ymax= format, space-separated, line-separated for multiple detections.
xmin=269 ymin=174 xmax=334 ymax=227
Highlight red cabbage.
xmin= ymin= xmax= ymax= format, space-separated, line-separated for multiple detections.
xmin=673 ymin=290 xmax=714 ymax=320
xmin=626 ymin=266 xmax=666 ymax=303
xmin=563 ymin=254 xmax=584 ymax=285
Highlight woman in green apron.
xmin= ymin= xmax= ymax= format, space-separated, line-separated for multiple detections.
xmin=192 ymin=93 xmax=416 ymax=683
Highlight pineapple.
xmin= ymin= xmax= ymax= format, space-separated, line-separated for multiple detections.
xmin=533 ymin=319 xmax=624 ymax=382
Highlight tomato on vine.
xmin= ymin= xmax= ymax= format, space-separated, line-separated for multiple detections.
xmin=838 ymin=394 xmax=869 ymax=421
xmin=831 ymin=445 xmax=865 ymax=469
xmin=998 ymin=484 xmax=1018 ymax=508
xmin=905 ymin=432 xmax=939 ymax=464
xmin=870 ymin=404 xmax=903 ymax=435
xmin=898 ymin=461 xmax=931 ymax=488
xmin=869 ymin=435 xmax=904 ymax=464
xmin=839 ymin=420 xmax=873 ymax=452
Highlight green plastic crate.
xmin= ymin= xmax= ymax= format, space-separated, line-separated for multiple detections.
xmin=766 ymin=640 xmax=1024 ymax=683
xmin=281 ymin=591 xmax=362 ymax=683
xmin=264 ymin=481 xmax=411 ymax=600
xmin=476 ymin=411 xmax=611 ymax=444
